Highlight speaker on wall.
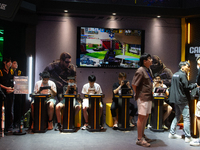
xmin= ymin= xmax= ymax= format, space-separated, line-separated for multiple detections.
xmin=0 ymin=0 xmax=22 ymax=21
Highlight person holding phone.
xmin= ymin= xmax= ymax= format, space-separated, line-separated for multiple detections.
xmin=153 ymin=73 xmax=172 ymax=130
xmin=31 ymin=71 xmax=57 ymax=130
xmin=54 ymin=76 xmax=81 ymax=131
xmin=111 ymin=72 xmax=137 ymax=129
xmin=81 ymin=75 xmax=103 ymax=130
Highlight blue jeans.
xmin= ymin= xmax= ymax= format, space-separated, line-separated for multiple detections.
xmin=170 ymin=104 xmax=191 ymax=137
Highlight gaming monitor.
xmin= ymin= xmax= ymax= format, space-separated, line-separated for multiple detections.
xmin=76 ymin=27 xmax=145 ymax=68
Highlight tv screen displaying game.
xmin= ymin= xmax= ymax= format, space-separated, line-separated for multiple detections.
xmin=76 ymin=27 xmax=145 ymax=68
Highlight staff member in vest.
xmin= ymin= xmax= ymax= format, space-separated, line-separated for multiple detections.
xmin=132 ymin=53 xmax=153 ymax=147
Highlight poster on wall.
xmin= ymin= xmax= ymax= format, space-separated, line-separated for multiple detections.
xmin=14 ymin=76 xmax=29 ymax=94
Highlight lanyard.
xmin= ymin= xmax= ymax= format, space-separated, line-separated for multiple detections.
xmin=146 ymin=70 xmax=153 ymax=83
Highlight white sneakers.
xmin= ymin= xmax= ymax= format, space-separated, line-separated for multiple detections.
xmin=190 ymin=139 xmax=200 ymax=146
xmin=168 ymin=133 xmax=182 ymax=139
xmin=185 ymin=137 xmax=193 ymax=143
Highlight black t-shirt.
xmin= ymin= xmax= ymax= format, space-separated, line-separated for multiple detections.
xmin=112 ymin=81 xmax=132 ymax=100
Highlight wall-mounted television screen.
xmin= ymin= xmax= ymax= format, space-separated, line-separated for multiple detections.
xmin=76 ymin=27 xmax=145 ymax=68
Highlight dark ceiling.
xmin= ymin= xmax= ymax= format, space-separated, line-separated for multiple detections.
xmin=6 ymin=0 xmax=200 ymax=24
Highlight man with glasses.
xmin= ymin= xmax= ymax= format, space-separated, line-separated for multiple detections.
xmin=168 ymin=61 xmax=197 ymax=143
xmin=44 ymin=52 xmax=76 ymax=102
xmin=132 ymin=53 xmax=153 ymax=147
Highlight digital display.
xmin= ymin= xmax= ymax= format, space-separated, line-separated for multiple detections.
xmin=76 ymin=27 xmax=144 ymax=68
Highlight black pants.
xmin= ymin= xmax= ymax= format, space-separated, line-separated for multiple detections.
xmin=5 ymin=93 xmax=14 ymax=130
xmin=110 ymin=99 xmax=137 ymax=118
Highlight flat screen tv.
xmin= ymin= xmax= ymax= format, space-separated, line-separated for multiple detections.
xmin=76 ymin=27 xmax=145 ymax=68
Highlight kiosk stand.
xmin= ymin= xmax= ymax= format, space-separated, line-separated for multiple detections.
xmin=114 ymin=94 xmax=133 ymax=131
xmin=31 ymin=94 xmax=51 ymax=133
xmin=84 ymin=94 xmax=104 ymax=132
xmin=150 ymin=96 xmax=165 ymax=132
xmin=62 ymin=94 xmax=79 ymax=132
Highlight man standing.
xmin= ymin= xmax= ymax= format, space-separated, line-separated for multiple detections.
xmin=11 ymin=60 xmax=23 ymax=128
xmin=0 ymin=58 xmax=14 ymax=132
xmin=132 ymin=53 xmax=153 ymax=147
xmin=168 ymin=61 xmax=197 ymax=143
xmin=190 ymin=57 xmax=200 ymax=146
xmin=44 ymin=52 xmax=76 ymax=102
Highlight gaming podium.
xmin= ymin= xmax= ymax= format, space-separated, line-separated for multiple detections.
xmin=84 ymin=94 xmax=104 ymax=132
xmin=62 ymin=94 xmax=80 ymax=132
xmin=150 ymin=95 xmax=165 ymax=132
xmin=31 ymin=93 xmax=51 ymax=133
xmin=114 ymin=94 xmax=133 ymax=131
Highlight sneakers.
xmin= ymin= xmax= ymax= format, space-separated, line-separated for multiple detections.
xmin=185 ymin=137 xmax=193 ymax=143
xmin=168 ymin=133 xmax=182 ymax=139
xmin=136 ymin=138 xmax=151 ymax=147
xmin=162 ymin=124 xmax=169 ymax=130
xmin=54 ymin=123 xmax=62 ymax=131
xmin=113 ymin=123 xmax=118 ymax=129
xmin=81 ymin=125 xmax=89 ymax=130
xmin=190 ymin=139 xmax=200 ymax=146
xmin=143 ymin=134 xmax=154 ymax=143
xmin=130 ymin=122 xmax=135 ymax=127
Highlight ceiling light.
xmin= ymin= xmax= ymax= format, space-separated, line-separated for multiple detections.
xmin=112 ymin=13 xmax=116 ymax=16
xmin=64 ymin=10 xmax=68 ymax=13
xmin=157 ymin=16 xmax=161 ymax=18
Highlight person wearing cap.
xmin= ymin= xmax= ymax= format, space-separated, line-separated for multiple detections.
xmin=190 ymin=56 xmax=200 ymax=146
xmin=54 ymin=76 xmax=81 ymax=131
xmin=31 ymin=71 xmax=57 ymax=130
xmin=44 ymin=52 xmax=76 ymax=102
xmin=168 ymin=61 xmax=197 ymax=143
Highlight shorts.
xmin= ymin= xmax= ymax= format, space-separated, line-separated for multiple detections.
xmin=60 ymin=98 xmax=81 ymax=106
xmin=82 ymin=98 xmax=103 ymax=108
xmin=137 ymin=98 xmax=152 ymax=116
xmin=32 ymin=98 xmax=56 ymax=105
xmin=195 ymin=101 xmax=200 ymax=117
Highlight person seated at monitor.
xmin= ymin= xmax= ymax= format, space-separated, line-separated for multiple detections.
xmin=81 ymin=75 xmax=103 ymax=130
xmin=111 ymin=72 xmax=137 ymax=128
xmin=55 ymin=76 xmax=81 ymax=131
xmin=153 ymin=73 xmax=172 ymax=130
xmin=31 ymin=71 xmax=57 ymax=130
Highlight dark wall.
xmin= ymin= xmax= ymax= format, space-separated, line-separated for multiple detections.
xmin=35 ymin=15 xmax=181 ymax=104
xmin=0 ymin=20 xmax=27 ymax=74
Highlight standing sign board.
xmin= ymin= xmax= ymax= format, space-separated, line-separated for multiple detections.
xmin=14 ymin=76 xmax=29 ymax=94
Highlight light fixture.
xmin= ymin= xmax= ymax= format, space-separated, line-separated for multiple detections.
xmin=28 ymin=56 xmax=33 ymax=100
xmin=157 ymin=16 xmax=161 ymax=18
xmin=188 ymin=23 xmax=190 ymax=44
xmin=64 ymin=10 xmax=68 ymax=13
xmin=112 ymin=13 xmax=116 ymax=16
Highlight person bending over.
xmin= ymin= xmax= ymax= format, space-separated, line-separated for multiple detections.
xmin=31 ymin=71 xmax=57 ymax=130
xmin=55 ymin=76 xmax=81 ymax=131
xmin=81 ymin=75 xmax=103 ymax=130
xmin=111 ymin=72 xmax=137 ymax=129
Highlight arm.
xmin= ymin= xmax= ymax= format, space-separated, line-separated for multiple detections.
xmin=132 ymin=84 xmax=137 ymax=97
xmin=126 ymin=81 xmax=133 ymax=94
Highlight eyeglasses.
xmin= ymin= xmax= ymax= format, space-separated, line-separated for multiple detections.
xmin=65 ymin=61 xmax=71 ymax=64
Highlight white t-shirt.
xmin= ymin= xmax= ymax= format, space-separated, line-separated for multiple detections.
xmin=81 ymin=83 xmax=102 ymax=95
xmin=34 ymin=80 xmax=57 ymax=98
